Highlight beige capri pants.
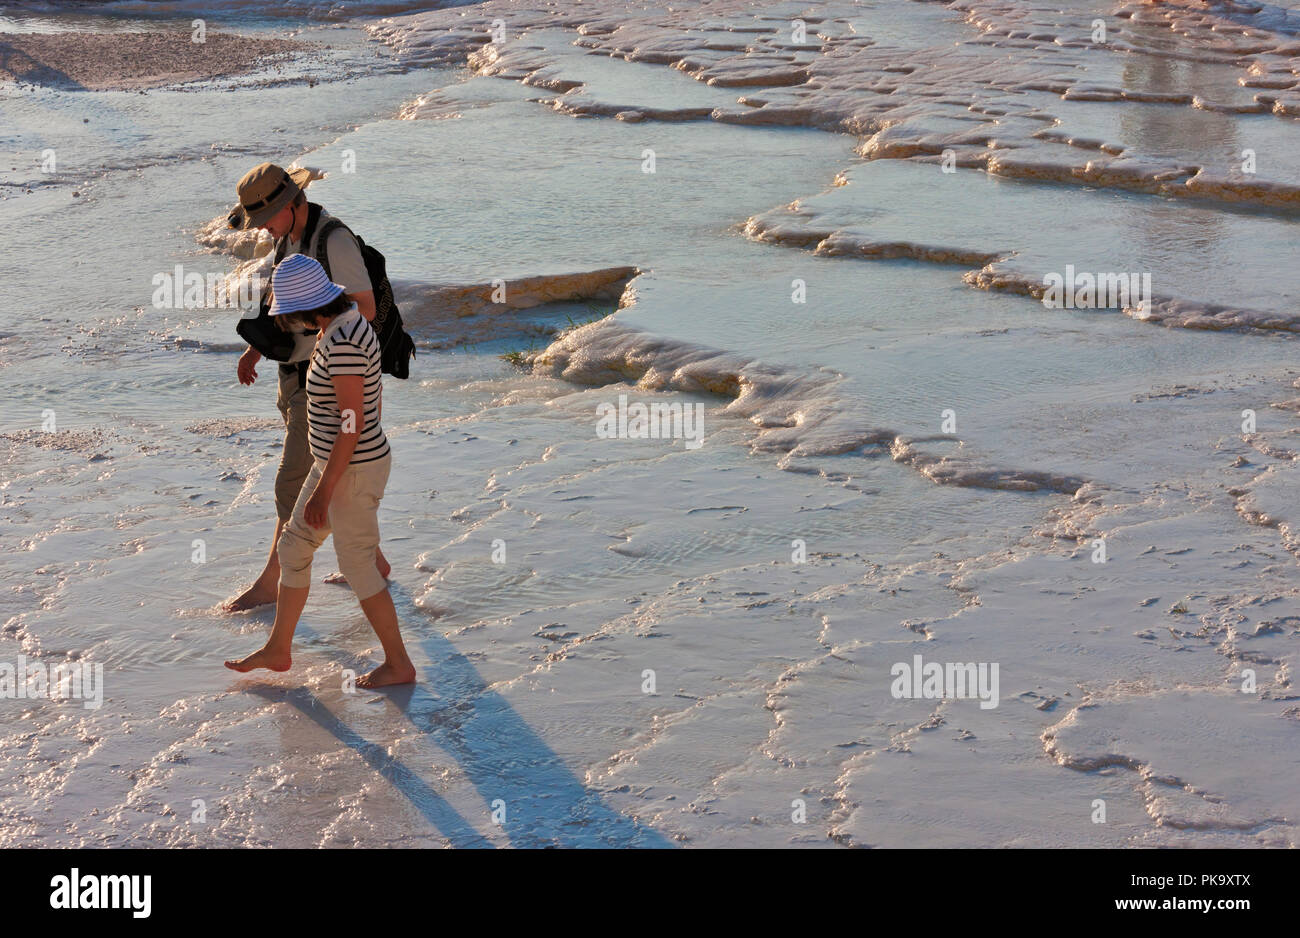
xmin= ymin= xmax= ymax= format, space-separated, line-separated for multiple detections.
xmin=277 ymin=451 xmax=392 ymax=601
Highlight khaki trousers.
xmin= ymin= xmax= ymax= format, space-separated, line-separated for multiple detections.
xmin=275 ymin=363 xmax=312 ymax=523
xmin=277 ymin=452 xmax=392 ymax=601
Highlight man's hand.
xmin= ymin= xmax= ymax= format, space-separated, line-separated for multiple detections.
xmin=238 ymin=347 xmax=261 ymax=385
xmin=304 ymin=480 xmax=334 ymax=529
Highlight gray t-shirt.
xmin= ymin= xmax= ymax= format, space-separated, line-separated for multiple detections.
xmin=282 ymin=209 xmax=371 ymax=363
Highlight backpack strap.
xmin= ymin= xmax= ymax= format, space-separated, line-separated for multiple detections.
xmin=312 ymin=216 xmax=349 ymax=282
xmin=300 ymin=202 xmax=324 ymax=256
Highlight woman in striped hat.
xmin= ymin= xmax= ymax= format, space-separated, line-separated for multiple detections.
xmin=225 ymin=254 xmax=414 ymax=688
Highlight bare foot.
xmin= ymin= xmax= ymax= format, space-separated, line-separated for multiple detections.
xmin=224 ymin=646 xmax=292 ymax=673
xmin=357 ymin=661 xmax=416 ymax=688
xmin=223 ymin=582 xmax=277 ymax=612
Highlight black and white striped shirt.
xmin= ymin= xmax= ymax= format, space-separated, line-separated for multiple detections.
xmin=306 ymin=306 xmax=390 ymax=464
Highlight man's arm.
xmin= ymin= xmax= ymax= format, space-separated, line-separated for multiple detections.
xmin=325 ymin=228 xmax=376 ymax=322
xmin=238 ymin=346 xmax=261 ymax=385
xmin=347 ymin=290 xmax=376 ymax=322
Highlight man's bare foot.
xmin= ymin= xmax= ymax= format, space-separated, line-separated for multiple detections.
xmin=223 ymin=582 xmax=277 ymax=612
xmin=224 ymin=646 xmax=292 ymax=673
xmin=357 ymin=661 xmax=416 ymax=688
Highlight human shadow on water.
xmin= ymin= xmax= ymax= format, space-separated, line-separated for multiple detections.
xmin=239 ymin=580 xmax=672 ymax=848
xmin=245 ymin=682 xmax=492 ymax=849
xmin=0 ymin=40 xmax=88 ymax=90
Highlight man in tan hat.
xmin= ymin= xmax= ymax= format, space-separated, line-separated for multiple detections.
xmin=224 ymin=162 xmax=388 ymax=612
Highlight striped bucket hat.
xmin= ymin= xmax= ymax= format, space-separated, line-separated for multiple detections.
xmin=268 ymin=253 xmax=346 ymax=316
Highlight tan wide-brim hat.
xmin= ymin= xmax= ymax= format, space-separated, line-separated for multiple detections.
xmin=227 ymin=163 xmax=319 ymax=230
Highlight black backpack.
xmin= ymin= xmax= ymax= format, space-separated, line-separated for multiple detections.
xmin=236 ymin=203 xmax=415 ymax=379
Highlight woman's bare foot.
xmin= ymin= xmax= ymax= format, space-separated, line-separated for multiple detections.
xmin=223 ymin=581 xmax=277 ymax=612
xmin=224 ymin=646 xmax=292 ymax=673
xmin=357 ymin=661 xmax=416 ymax=688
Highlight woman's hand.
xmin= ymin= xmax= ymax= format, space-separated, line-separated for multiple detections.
xmin=304 ymin=481 xmax=334 ymax=528
xmin=308 ymin=374 xmax=363 ymax=530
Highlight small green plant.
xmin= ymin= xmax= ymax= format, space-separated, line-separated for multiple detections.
xmin=559 ymin=304 xmax=608 ymax=337
xmin=500 ymin=303 xmax=611 ymax=367
xmin=500 ymin=334 xmax=543 ymax=368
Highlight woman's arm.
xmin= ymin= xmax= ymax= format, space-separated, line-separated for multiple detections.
xmin=304 ymin=373 xmax=365 ymax=527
